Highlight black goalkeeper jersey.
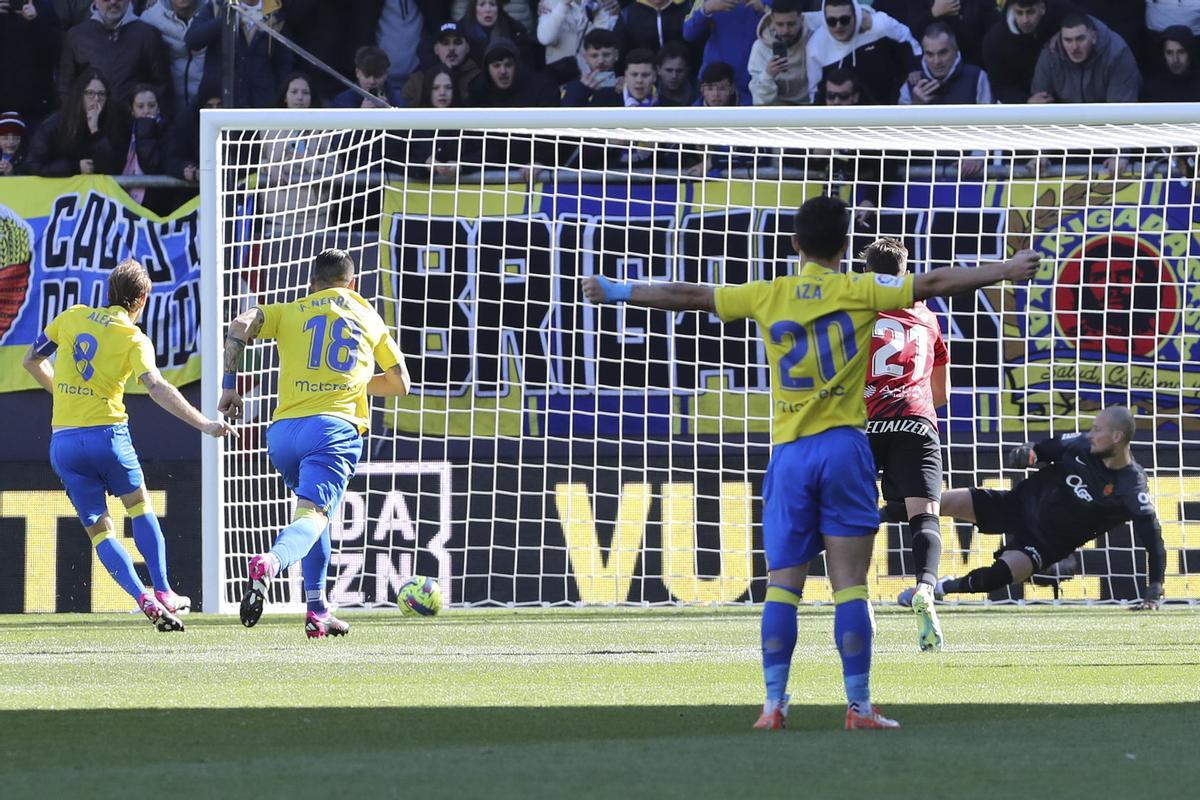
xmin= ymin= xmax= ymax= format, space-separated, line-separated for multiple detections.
xmin=1009 ymin=433 xmax=1165 ymax=582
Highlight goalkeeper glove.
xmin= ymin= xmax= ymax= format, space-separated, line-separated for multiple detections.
xmin=592 ymin=275 xmax=632 ymax=303
xmin=1005 ymin=443 xmax=1036 ymax=469
xmin=1132 ymin=582 xmax=1163 ymax=611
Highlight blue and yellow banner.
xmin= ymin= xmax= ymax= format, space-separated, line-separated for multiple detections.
xmin=0 ymin=176 xmax=200 ymax=393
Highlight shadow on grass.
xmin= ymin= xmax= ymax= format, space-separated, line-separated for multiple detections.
xmin=2 ymin=704 xmax=1199 ymax=798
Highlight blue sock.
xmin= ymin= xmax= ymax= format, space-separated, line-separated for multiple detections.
xmin=761 ymin=584 xmax=802 ymax=701
xmin=94 ymin=535 xmax=148 ymax=602
xmin=268 ymin=509 xmax=326 ymax=573
xmin=129 ymin=504 xmax=170 ymax=592
xmin=301 ymin=525 xmax=332 ymax=614
xmin=834 ymin=585 xmax=873 ymax=708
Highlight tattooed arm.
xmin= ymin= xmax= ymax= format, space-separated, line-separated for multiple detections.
xmin=218 ymin=307 xmax=264 ymax=420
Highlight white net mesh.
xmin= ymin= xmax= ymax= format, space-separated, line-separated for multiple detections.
xmin=207 ymin=109 xmax=1200 ymax=612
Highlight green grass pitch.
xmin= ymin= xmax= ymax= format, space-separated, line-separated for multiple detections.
xmin=1 ymin=606 xmax=1197 ymax=799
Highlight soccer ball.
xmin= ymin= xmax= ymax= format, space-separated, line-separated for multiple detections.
xmin=397 ymin=575 xmax=441 ymax=617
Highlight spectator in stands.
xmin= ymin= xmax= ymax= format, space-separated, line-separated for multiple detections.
xmin=683 ymin=0 xmax=767 ymax=105
xmin=560 ymin=27 xmax=621 ymax=105
xmin=59 ymin=0 xmax=171 ymax=111
xmin=53 ymin=0 xmax=90 ymax=26
xmin=0 ymin=111 xmax=29 ymax=176
xmin=164 ymin=82 xmax=218 ymax=182
xmin=401 ymin=22 xmax=481 ymax=106
xmin=187 ymin=0 xmax=292 ymax=108
xmin=616 ymin=0 xmax=690 ymax=54
xmin=903 ymin=1 xmax=1000 ymax=66
xmin=1148 ymin=1 xmax=1200 ymax=37
xmin=365 ymin=0 xmax=430 ymax=85
xmin=258 ymin=72 xmax=339 ymax=238
xmin=816 ymin=66 xmax=874 ymax=104
xmin=140 ymin=0 xmax=204 ymax=109
xmin=335 ymin=46 xmax=405 ymax=108
xmin=656 ymin=40 xmax=697 ymax=105
xmin=459 ymin=0 xmax=536 ymax=68
xmin=0 ymin=1 xmax=60 ymax=127
xmin=983 ymin=0 xmax=1069 ymax=103
xmin=899 ymin=21 xmax=992 ymax=103
xmin=537 ymin=0 xmax=619 ymax=84
xmin=468 ymin=37 xmax=560 ymax=106
xmin=452 ymin=0 xmax=536 ymax=34
xmin=27 ymin=67 xmax=128 ymax=177
xmin=1030 ymin=12 xmax=1141 ymax=102
xmin=404 ymin=67 xmax=486 ymax=181
xmin=568 ymin=46 xmax=658 ymax=105
xmin=806 ymin=0 xmax=922 ymax=105
xmin=122 ymin=83 xmax=171 ymax=209
xmin=695 ymin=61 xmax=739 ymax=105
xmin=53 ymin=0 xmax=90 ymax=27
xmin=1142 ymin=25 xmax=1200 ymax=101
xmin=284 ymin=0 xmax=358 ymax=102
xmin=1074 ymin=0 xmax=1146 ymax=58
xmin=747 ymin=0 xmax=816 ymax=105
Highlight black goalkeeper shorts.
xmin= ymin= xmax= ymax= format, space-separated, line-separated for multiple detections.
xmin=867 ymin=416 xmax=942 ymax=502
xmin=968 ymin=488 xmax=1074 ymax=571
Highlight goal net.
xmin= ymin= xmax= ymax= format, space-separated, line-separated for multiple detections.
xmin=200 ymin=105 xmax=1200 ymax=614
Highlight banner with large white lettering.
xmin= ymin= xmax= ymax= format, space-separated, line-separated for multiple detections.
xmin=0 ymin=176 xmax=200 ymax=392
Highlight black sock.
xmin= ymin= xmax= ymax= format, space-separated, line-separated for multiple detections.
xmin=942 ymin=560 xmax=1014 ymax=595
xmin=908 ymin=513 xmax=942 ymax=586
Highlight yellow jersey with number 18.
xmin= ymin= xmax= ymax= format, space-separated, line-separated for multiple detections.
xmin=42 ymin=304 xmax=158 ymax=428
xmin=257 ymin=287 xmax=404 ymax=432
xmin=714 ymin=262 xmax=914 ymax=446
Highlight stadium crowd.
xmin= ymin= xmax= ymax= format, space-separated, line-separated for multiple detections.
xmin=0 ymin=0 xmax=1197 ymax=186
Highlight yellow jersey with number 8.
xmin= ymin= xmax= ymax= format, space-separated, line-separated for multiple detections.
xmin=43 ymin=304 xmax=158 ymax=428
xmin=714 ymin=263 xmax=914 ymax=446
xmin=257 ymin=287 xmax=404 ymax=431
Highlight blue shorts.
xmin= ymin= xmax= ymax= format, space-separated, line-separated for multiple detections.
xmin=50 ymin=424 xmax=145 ymax=527
xmin=761 ymin=426 xmax=880 ymax=571
xmin=267 ymin=416 xmax=363 ymax=514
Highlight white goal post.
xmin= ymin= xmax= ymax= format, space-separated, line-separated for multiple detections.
xmin=200 ymin=104 xmax=1200 ymax=615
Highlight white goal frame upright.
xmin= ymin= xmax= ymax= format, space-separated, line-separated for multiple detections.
xmin=200 ymin=104 xmax=1200 ymax=615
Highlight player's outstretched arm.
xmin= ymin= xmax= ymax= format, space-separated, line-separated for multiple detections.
xmin=21 ymin=344 xmax=54 ymax=393
xmin=1131 ymin=514 xmax=1167 ymax=612
xmin=912 ymin=249 xmax=1041 ymax=301
xmin=367 ymin=363 xmax=411 ymax=398
xmin=219 ymin=308 xmax=265 ymax=420
xmin=142 ymin=369 xmax=235 ymax=438
xmin=582 ymin=275 xmax=716 ymax=313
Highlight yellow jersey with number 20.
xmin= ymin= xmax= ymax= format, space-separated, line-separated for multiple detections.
xmin=43 ymin=304 xmax=158 ymax=428
xmin=714 ymin=262 xmax=914 ymax=446
xmin=257 ymin=287 xmax=404 ymax=432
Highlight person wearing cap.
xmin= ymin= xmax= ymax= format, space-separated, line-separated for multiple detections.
xmin=0 ymin=111 xmax=29 ymax=176
xmin=1142 ymin=24 xmax=1200 ymax=101
xmin=468 ymin=36 xmax=560 ymax=107
xmin=400 ymin=21 xmax=482 ymax=107
xmin=334 ymin=45 xmax=407 ymax=108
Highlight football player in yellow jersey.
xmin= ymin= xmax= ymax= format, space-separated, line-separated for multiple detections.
xmin=583 ymin=196 xmax=1040 ymax=730
xmin=220 ymin=249 xmax=410 ymax=638
xmin=21 ymin=259 xmax=235 ymax=631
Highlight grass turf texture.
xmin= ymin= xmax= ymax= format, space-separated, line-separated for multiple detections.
xmin=1 ymin=607 xmax=1197 ymax=799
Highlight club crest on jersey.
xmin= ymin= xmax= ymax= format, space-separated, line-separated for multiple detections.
xmin=1103 ymin=484 xmax=1113 ymax=496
